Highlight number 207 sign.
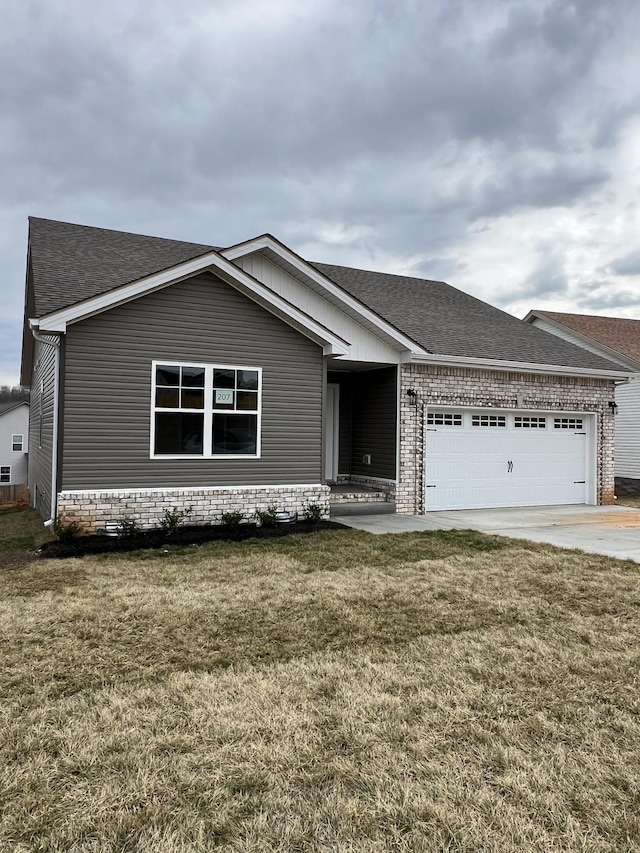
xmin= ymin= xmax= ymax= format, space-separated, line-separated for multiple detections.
xmin=215 ymin=389 xmax=234 ymax=405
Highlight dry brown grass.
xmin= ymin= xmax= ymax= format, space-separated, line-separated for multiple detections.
xmin=1 ymin=529 xmax=639 ymax=852
xmin=0 ymin=505 xmax=54 ymax=558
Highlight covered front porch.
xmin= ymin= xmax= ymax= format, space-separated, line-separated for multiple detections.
xmin=325 ymin=363 xmax=398 ymax=515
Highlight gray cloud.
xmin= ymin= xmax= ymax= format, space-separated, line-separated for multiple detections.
xmin=606 ymin=249 xmax=640 ymax=277
xmin=575 ymin=283 xmax=640 ymax=311
xmin=521 ymin=255 xmax=570 ymax=299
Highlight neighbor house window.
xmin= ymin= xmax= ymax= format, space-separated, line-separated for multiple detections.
xmin=0 ymin=466 xmax=10 ymax=484
xmin=12 ymin=434 xmax=24 ymax=452
xmin=152 ymin=362 xmax=261 ymax=457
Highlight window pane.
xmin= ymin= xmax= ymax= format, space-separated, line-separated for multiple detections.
xmin=156 ymin=388 xmax=179 ymax=408
xmin=237 ymin=370 xmax=258 ymax=390
xmin=236 ymin=391 xmax=258 ymax=411
xmin=0 ymin=466 xmax=10 ymax=483
xmin=212 ymin=414 xmax=257 ymax=455
xmin=156 ymin=365 xmax=180 ymax=386
xmin=181 ymin=388 xmax=204 ymax=409
xmin=12 ymin=435 xmax=23 ymax=451
xmin=181 ymin=366 xmax=205 ymax=387
xmin=155 ymin=413 xmax=203 ymax=454
xmin=213 ymin=369 xmax=234 ymax=389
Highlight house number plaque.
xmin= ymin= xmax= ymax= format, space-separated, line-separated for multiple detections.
xmin=215 ymin=389 xmax=234 ymax=405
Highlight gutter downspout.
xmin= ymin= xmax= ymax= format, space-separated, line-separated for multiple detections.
xmin=30 ymin=323 xmax=60 ymax=527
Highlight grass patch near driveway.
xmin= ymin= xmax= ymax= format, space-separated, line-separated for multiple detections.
xmin=1 ymin=529 xmax=639 ymax=851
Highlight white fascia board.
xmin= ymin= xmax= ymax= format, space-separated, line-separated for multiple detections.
xmin=410 ymin=352 xmax=635 ymax=380
xmin=222 ymin=236 xmax=427 ymax=356
xmin=35 ymin=251 xmax=350 ymax=356
xmin=525 ymin=311 xmax=640 ymax=371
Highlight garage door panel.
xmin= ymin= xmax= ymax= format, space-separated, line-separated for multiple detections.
xmin=425 ymin=410 xmax=590 ymax=511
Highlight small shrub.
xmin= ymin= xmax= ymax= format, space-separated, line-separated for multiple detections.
xmin=159 ymin=506 xmax=193 ymax=536
xmin=220 ymin=510 xmax=245 ymax=530
xmin=53 ymin=519 xmax=83 ymax=542
xmin=116 ymin=516 xmax=142 ymax=538
xmin=255 ymin=504 xmax=278 ymax=528
xmin=302 ymin=502 xmax=325 ymax=524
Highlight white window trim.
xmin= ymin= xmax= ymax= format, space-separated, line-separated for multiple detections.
xmin=0 ymin=465 xmax=10 ymax=484
xmin=150 ymin=360 xmax=263 ymax=459
xmin=12 ymin=434 xmax=24 ymax=452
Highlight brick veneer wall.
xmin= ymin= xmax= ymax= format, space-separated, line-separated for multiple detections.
xmin=398 ymin=364 xmax=616 ymax=514
xmin=57 ymin=484 xmax=330 ymax=533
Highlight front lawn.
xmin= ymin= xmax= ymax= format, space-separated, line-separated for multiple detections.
xmin=1 ymin=527 xmax=639 ymax=851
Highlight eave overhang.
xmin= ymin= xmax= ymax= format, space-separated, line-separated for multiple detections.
xmin=409 ymin=351 xmax=636 ymax=380
xmin=34 ymin=250 xmax=351 ymax=356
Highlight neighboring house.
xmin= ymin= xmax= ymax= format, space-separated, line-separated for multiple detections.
xmin=0 ymin=401 xmax=29 ymax=489
xmin=20 ymin=217 xmax=630 ymax=530
xmin=525 ymin=311 xmax=640 ymax=495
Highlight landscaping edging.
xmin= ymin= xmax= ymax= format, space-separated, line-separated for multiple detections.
xmin=38 ymin=520 xmax=347 ymax=559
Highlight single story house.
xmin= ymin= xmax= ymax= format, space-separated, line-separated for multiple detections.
xmin=525 ymin=310 xmax=640 ymax=495
xmin=0 ymin=400 xmax=29 ymax=490
xmin=21 ymin=217 xmax=630 ymax=531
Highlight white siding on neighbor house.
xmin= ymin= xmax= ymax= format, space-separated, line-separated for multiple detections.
xmin=235 ymin=253 xmax=401 ymax=364
xmin=530 ymin=317 xmax=639 ymax=481
xmin=0 ymin=404 xmax=29 ymax=485
xmin=614 ymin=378 xmax=640 ymax=479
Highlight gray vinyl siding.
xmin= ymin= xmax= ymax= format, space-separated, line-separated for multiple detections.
xmin=614 ymin=378 xmax=640 ymax=479
xmin=350 ymin=366 xmax=398 ymax=479
xmin=62 ymin=272 xmax=323 ymax=490
xmin=28 ymin=337 xmax=58 ymax=517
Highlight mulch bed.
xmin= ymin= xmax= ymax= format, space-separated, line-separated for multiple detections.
xmin=38 ymin=520 xmax=348 ymax=559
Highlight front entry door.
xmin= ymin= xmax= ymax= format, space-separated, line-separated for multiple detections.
xmin=325 ymin=384 xmax=340 ymax=481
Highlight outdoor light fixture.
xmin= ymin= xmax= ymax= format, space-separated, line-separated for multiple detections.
xmin=406 ymin=388 xmax=418 ymax=407
xmin=608 ymin=401 xmax=618 ymax=413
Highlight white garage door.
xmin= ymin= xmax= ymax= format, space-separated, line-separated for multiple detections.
xmin=425 ymin=410 xmax=592 ymax=511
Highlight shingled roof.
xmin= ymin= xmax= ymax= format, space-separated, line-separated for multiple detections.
xmin=28 ymin=218 xmax=216 ymax=317
xmin=533 ymin=310 xmax=640 ymax=364
xmin=312 ymin=263 xmax=625 ymax=370
xmin=26 ymin=217 xmax=623 ymax=372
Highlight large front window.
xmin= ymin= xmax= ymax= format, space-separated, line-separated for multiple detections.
xmin=152 ymin=362 xmax=261 ymax=457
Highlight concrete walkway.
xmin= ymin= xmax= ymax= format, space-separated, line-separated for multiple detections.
xmin=331 ymin=504 xmax=640 ymax=563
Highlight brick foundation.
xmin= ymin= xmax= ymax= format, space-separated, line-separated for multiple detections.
xmin=57 ymin=484 xmax=330 ymax=534
xmin=397 ymin=364 xmax=616 ymax=514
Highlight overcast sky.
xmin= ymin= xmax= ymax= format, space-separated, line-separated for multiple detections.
xmin=1 ymin=0 xmax=640 ymax=385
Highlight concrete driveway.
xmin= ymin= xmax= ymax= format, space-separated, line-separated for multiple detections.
xmin=332 ymin=504 xmax=640 ymax=563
